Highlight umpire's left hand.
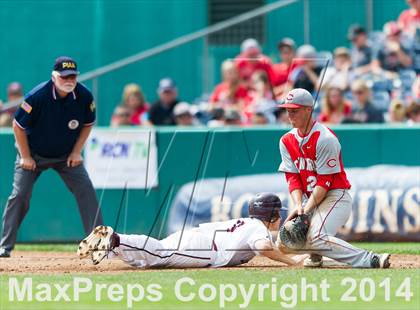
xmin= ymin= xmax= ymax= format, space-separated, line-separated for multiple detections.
xmin=67 ymin=152 xmax=83 ymax=167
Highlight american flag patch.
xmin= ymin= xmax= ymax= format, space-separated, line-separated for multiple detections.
xmin=21 ymin=101 xmax=32 ymax=114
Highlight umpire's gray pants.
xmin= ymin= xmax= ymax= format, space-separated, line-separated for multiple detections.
xmin=0 ymin=153 xmax=103 ymax=251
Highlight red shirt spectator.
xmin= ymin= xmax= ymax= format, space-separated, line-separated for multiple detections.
xmin=120 ymin=83 xmax=149 ymax=125
xmin=318 ymin=87 xmax=352 ymax=124
xmin=398 ymin=0 xmax=420 ymax=37
xmin=235 ymin=38 xmax=275 ymax=87
xmin=130 ymin=104 xmax=149 ymax=125
xmin=273 ymin=62 xmax=300 ymax=86
xmin=272 ymin=38 xmax=301 ymax=86
xmin=210 ymin=82 xmax=249 ymax=105
xmin=210 ymin=60 xmax=250 ymax=108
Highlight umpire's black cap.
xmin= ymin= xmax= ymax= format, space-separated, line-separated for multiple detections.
xmin=53 ymin=56 xmax=80 ymax=76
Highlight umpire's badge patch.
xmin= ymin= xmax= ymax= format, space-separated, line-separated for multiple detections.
xmin=68 ymin=119 xmax=79 ymax=130
xmin=90 ymin=102 xmax=96 ymax=112
xmin=21 ymin=101 xmax=32 ymax=114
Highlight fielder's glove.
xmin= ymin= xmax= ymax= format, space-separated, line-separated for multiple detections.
xmin=278 ymin=214 xmax=310 ymax=250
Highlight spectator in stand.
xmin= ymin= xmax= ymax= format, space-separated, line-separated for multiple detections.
xmin=247 ymin=70 xmax=276 ymax=123
xmin=288 ymin=44 xmax=322 ymax=94
xmin=318 ymin=87 xmax=352 ymax=124
xmin=412 ymin=74 xmax=420 ymax=100
xmin=224 ymin=109 xmax=242 ymax=126
xmin=0 ymin=82 xmax=24 ymax=127
xmin=209 ymin=60 xmax=249 ymax=109
xmin=318 ymin=47 xmax=353 ymax=91
xmin=406 ymin=101 xmax=420 ymax=124
xmin=7 ymin=82 xmax=23 ymax=102
xmin=373 ymin=21 xmax=412 ymax=73
xmin=148 ymin=78 xmax=180 ymax=125
xmin=0 ymin=113 xmax=12 ymax=127
xmin=120 ymin=83 xmax=149 ymax=125
xmin=272 ymin=38 xmax=301 ymax=97
xmin=411 ymin=28 xmax=420 ymax=74
xmin=173 ymin=102 xmax=198 ymax=126
xmin=251 ymin=102 xmax=277 ymax=125
xmin=399 ymin=1 xmax=420 ymax=74
xmin=387 ymin=99 xmax=407 ymax=123
xmin=235 ymin=38 xmax=275 ymax=88
xmin=348 ymin=24 xmax=373 ymax=74
xmin=398 ymin=0 xmax=420 ymax=38
xmin=249 ymin=71 xmax=275 ymax=104
xmin=207 ymin=107 xmax=225 ymax=127
xmin=252 ymin=111 xmax=273 ymax=125
xmin=275 ymin=108 xmax=290 ymax=125
xmin=110 ymin=105 xmax=132 ymax=127
xmin=344 ymin=80 xmax=384 ymax=123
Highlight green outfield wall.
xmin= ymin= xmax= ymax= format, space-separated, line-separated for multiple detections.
xmin=0 ymin=125 xmax=419 ymax=243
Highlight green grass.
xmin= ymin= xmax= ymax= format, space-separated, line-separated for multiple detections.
xmin=351 ymin=242 xmax=420 ymax=255
xmin=14 ymin=243 xmax=76 ymax=252
xmin=2 ymin=242 xmax=418 ymax=309
xmin=1 ymin=269 xmax=419 ymax=310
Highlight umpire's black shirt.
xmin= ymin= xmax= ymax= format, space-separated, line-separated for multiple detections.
xmin=14 ymin=80 xmax=96 ymax=158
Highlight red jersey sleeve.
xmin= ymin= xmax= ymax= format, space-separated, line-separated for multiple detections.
xmin=316 ymin=174 xmax=334 ymax=190
xmin=285 ymin=172 xmax=304 ymax=193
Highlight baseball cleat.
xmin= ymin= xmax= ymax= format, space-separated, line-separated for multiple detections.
xmin=77 ymin=226 xmax=114 ymax=265
xmin=379 ymin=253 xmax=391 ymax=268
xmin=371 ymin=253 xmax=391 ymax=268
xmin=0 ymin=247 xmax=11 ymax=258
xmin=303 ymin=254 xmax=323 ymax=267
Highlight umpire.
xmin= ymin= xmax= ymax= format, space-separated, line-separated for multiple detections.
xmin=0 ymin=56 xmax=103 ymax=258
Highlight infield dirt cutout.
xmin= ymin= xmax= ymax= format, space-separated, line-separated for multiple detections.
xmin=0 ymin=251 xmax=419 ymax=274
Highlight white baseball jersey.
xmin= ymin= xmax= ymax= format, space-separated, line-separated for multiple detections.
xmin=196 ymin=218 xmax=273 ymax=267
xmin=111 ymin=218 xmax=273 ymax=269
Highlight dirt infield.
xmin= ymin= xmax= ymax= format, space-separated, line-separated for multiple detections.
xmin=0 ymin=252 xmax=419 ymax=274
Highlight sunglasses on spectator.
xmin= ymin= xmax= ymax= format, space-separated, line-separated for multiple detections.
xmin=352 ymin=90 xmax=365 ymax=95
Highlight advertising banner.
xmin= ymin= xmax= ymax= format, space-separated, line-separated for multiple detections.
xmin=168 ymin=166 xmax=420 ymax=240
xmin=85 ymin=129 xmax=158 ymax=189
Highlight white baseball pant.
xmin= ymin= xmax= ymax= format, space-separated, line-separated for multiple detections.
xmin=305 ymin=189 xmax=374 ymax=267
xmin=110 ymin=230 xmax=217 ymax=268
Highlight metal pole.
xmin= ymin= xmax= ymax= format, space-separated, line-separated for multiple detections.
xmin=203 ymin=36 xmax=210 ymax=95
xmin=77 ymin=0 xmax=298 ymax=82
xmin=303 ymin=0 xmax=310 ymax=44
xmin=366 ymin=0 xmax=373 ymax=32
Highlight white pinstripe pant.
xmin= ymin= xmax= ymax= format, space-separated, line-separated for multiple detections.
xmin=304 ymin=189 xmax=374 ymax=267
xmin=110 ymin=230 xmax=217 ymax=268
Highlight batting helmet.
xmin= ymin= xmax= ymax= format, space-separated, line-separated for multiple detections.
xmin=248 ymin=193 xmax=284 ymax=223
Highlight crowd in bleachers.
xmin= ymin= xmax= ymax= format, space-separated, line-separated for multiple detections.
xmin=109 ymin=1 xmax=420 ymax=127
xmin=1 ymin=1 xmax=420 ymax=127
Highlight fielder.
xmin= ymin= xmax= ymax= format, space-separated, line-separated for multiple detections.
xmin=77 ymin=193 xmax=300 ymax=268
xmin=278 ymin=88 xmax=390 ymax=268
